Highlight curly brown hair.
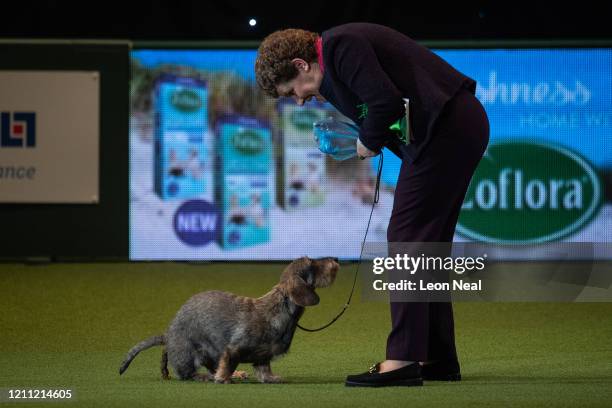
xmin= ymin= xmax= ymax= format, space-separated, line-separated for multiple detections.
xmin=255 ymin=29 xmax=319 ymax=98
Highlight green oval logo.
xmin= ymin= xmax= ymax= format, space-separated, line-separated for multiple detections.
xmin=170 ymin=88 xmax=201 ymax=112
xmin=232 ymin=130 xmax=265 ymax=155
xmin=290 ymin=109 xmax=320 ymax=132
xmin=457 ymin=141 xmax=602 ymax=243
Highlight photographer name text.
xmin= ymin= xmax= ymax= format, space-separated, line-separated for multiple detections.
xmin=373 ymin=279 xmax=482 ymax=292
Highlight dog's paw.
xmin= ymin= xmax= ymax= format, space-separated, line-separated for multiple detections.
xmin=231 ymin=370 xmax=249 ymax=380
xmin=262 ymin=375 xmax=282 ymax=384
xmin=192 ymin=373 xmax=211 ymax=382
xmin=214 ymin=377 xmax=233 ymax=384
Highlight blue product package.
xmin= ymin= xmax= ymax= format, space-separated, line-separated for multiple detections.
xmin=216 ymin=115 xmax=272 ymax=249
xmin=277 ymin=99 xmax=329 ymax=210
xmin=154 ymin=74 xmax=211 ymax=200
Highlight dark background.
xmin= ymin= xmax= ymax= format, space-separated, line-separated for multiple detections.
xmin=1 ymin=1 xmax=611 ymax=41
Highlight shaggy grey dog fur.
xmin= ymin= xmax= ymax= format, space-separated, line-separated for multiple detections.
xmin=119 ymin=257 xmax=339 ymax=383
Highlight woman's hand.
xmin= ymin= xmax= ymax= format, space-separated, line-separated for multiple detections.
xmin=357 ymin=138 xmax=379 ymax=160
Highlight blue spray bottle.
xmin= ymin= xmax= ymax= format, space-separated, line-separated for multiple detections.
xmin=313 ymin=99 xmax=410 ymax=160
xmin=313 ymin=118 xmax=360 ymax=161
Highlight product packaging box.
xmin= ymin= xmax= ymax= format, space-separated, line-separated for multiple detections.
xmin=216 ymin=115 xmax=272 ymax=249
xmin=154 ymin=74 xmax=212 ymax=200
xmin=277 ymin=100 xmax=329 ymax=210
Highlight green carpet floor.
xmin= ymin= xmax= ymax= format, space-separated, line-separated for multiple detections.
xmin=1 ymin=262 xmax=611 ymax=407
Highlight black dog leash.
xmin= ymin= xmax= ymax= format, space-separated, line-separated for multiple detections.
xmin=297 ymin=151 xmax=384 ymax=332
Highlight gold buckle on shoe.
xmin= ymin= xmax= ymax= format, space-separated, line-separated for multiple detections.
xmin=368 ymin=363 xmax=380 ymax=374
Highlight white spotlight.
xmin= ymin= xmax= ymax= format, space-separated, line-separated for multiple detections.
xmin=249 ymin=18 xmax=257 ymax=27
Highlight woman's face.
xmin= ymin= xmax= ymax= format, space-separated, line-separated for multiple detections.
xmin=276 ymin=58 xmax=325 ymax=106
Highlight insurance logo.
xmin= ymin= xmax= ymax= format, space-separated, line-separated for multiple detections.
xmin=0 ymin=112 xmax=36 ymax=147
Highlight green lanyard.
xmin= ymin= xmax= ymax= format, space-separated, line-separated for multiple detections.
xmin=389 ymin=98 xmax=410 ymax=145
xmin=389 ymin=116 xmax=409 ymax=145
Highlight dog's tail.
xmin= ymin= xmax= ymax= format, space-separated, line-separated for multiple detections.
xmin=119 ymin=335 xmax=166 ymax=375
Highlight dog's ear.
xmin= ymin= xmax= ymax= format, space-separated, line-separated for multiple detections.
xmin=281 ymin=257 xmax=320 ymax=307
xmin=288 ymin=275 xmax=320 ymax=307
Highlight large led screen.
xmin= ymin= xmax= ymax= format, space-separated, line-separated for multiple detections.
xmin=130 ymin=48 xmax=612 ymax=260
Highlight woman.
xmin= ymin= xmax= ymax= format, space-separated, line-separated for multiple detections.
xmin=255 ymin=23 xmax=489 ymax=387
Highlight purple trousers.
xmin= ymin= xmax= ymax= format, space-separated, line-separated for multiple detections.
xmin=385 ymin=89 xmax=489 ymax=362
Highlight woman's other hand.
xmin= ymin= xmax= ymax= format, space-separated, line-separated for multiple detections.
xmin=357 ymin=138 xmax=378 ymax=160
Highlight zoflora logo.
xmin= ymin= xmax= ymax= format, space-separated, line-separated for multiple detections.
xmin=170 ymin=88 xmax=201 ymax=112
xmin=290 ymin=109 xmax=319 ymax=132
xmin=173 ymin=200 xmax=219 ymax=246
xmin=458 ymin=141 xmax=602 ymax=243
xmin=232 ymin=130 xmax=264 ymax=155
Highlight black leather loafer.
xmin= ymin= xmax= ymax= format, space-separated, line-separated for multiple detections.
xmin=345 ymin=362 xmax=423 ymax=387
xmin=421 ymin=360 xmax=461 ymax=381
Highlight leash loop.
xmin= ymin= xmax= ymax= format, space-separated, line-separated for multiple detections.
xmin=298 ymin=151 xmax=384 ymax=332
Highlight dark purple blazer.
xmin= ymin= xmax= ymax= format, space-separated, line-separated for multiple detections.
xmin=319 ymin=23 xmax=476 ymax=162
